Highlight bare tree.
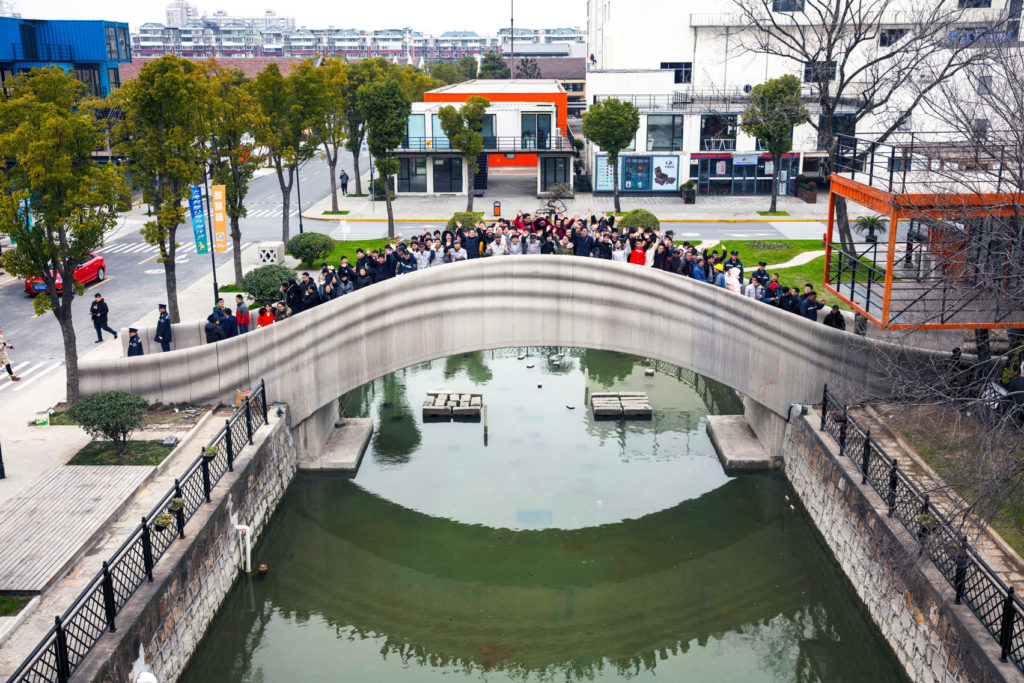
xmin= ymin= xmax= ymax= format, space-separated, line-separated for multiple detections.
xmin=731 ymin=0 xmax=1006 ymax=251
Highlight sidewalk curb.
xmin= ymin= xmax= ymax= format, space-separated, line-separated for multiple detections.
xmin=301 ymin=216 xmax=828 ymax=224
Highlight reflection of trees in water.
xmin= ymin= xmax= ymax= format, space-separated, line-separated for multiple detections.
xmin=372 ymin=369 xmax=421 ymax=464
xmin=443 ymin=351 xmax=493 ymax=384
xmin=579 ymin=349 xmax=638 ymax=387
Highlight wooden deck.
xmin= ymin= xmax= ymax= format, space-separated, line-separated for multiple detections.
xmin=0 ymin=466 xmax=153 ymax=592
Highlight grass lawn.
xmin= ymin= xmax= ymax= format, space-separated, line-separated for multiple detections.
xmin=0 ymin=595 xmax=29 ymax=617
xmin=717 ymin=239 xmax=826 ymax=267
xmin=322 ymin=210 xmax=350 ymax=215
xmin=218 ymin=284 xmax=242 ymax=293
xmin=68 ymin=440 xmax=174 ymax=466
xmin=49 ymin=404 xmax=200 ymax=428
xmin=756 ymin=210 xmax=790 ymax=216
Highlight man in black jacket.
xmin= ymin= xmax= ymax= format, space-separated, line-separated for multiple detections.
xmin=127 ymin=328 xmax=144 ymax=357
xmin=823 ymin=304 xmax=846 ymax=330
xmin=204 ymin=314 xmax=224 ymax=344
xmin=777 ymin=286 xmax=801 ymax=314
xmin=154 ymin=303 xmax=172 ymax=352
xmin=89 ymin=293 xmax=117 ymax=343
xmin=723 ymin=250 xmax=744 ymax=282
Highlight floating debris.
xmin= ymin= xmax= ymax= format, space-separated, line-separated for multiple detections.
xmin=566 ymin=404 xmax=575 ymax=409
xmin=644 ymin=368 xmax=655 ymax=377
xmin=422 ymin=391 xmax=482 ymax=420
xmin=526 ymin=363 xmax=535 ymax=369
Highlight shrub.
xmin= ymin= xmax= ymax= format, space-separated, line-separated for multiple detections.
xmin=371 ymin=177 xmax=394 ymax=201
xmin=286 ymin=232 xmax=335 ymax=266
xmin=617 ymin=209 xmax=660 ymax=232
xmin=446 ymin=212 xmax=484 ymax=231
xmin=70 ymin=391 xmax=148 ymax=456
xmin=239 ymin=264 xmax=296 ymax=305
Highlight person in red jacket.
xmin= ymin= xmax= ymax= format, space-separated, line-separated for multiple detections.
xmin=256 ymin=304 xmax=275 ymax=329
xmin=628 ymin=243 xmax=647 ymax=265
xmin=234 ymin=294 xmax=250 ymax=334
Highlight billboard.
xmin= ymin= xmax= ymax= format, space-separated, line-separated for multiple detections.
xmin=651 ymin=156 xmax=680 ymax=192
xmin=211 ymin=184 xmax=228 ymax=253
xmin=188 ymin=186 xmax=208 ymax=255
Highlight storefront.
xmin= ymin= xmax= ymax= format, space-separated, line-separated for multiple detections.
xmin=593 ymin=154 xmax=682 ymax=194
xmin=688 ymin=153 xmax=799 ymax=196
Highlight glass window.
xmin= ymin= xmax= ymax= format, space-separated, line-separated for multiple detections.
xmin=879 ymin=28 xmax=907 ymax=47
xmin=106 ymin=26 xmax=118 ymax=60
xmin=432 ymin=157 xmax=462 ymax=192
xmin=541 ymin=157 xmax=569 ymax=191
xmin=659 ymin=61 xmax=692 ymax=84
xmin=699 ymin=115 xmax=737 ymax=151
xmin=431 ymin=114 xmax=450 ymax=149
xmin=118 ymin=27 xmax=131 ymax=60
xmin=107 ymin=67 xmax=120 ymax=91
xmin=521 ymin=113 xmax=552 ymax=149
xmin=398 ymin=157 xmax=427 ymax=192
xmin=959 ymin=0 xmax=991 ymax=7
xmin=646 ymin=115 xmax=683 ymax=151
xmin=755 ymin=127 xmax=792 ymax=151
xmin=406 ymin=114 xmax=425 ymax=149
xmin=978 ymin=75 xmax=993 ymax=95
xmin=0 ymin=67 xmax=12 ymax=97
xmin=73 ymin=67 xmax=100 ymax=97
xmin=773 ymin=0 xmax=804 ymax=9
xmin=804 ymin=61 xmax=837 ymax=83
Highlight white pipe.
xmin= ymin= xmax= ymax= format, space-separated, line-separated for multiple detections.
xmin=235 ymin=524 xmax=251 ymax=573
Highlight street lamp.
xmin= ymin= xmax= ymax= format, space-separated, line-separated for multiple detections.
xmin=295 ymin=158 xmax=306 ymax=234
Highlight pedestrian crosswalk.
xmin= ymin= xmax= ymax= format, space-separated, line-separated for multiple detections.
xmin=245 ymin=208 xmax=300 ymax=219
xmin=0 ymin=360 xmax=64 ymax=393
xmin=99 ymin=241 xmax=251 ymax=259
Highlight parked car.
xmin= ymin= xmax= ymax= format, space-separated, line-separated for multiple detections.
xmin=23 ymin=253 xmax=106 ymax=295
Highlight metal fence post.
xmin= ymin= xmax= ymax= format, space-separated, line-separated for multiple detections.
xmin=1000 ymin=586 xmax=1016 ymax=662
xmin=245 ymin=400 xmax=254 ymax=445
xmin=820 ymin=384 xmax=829 ymax=431
xmin=225 ymin=419 xmax=234 ymax=472
xmin=201 ymin=456 xmax=212 ymax=503
xmin=861 ymin=431 xmax=871 ymax=484
xmin=838 ymin=411 xmax=849 ymax=457
xmin=101 ymin=561 xmax=117 ymax=632
xmin=140 ymin=517 xmax=154 ymax=582
xmin=0 ymin=440 xmax=6 ymax=479
xmin=54 ymin=615 xmax=71 ymax=683
xmin=174 ymin=478 xmax=186 ymax=539
xmin=954 ymin=536 xmax=969 ymax=605
xmin=887 ymin=459 xmax=899 ymax=517
xmin=917 ymin=495 xmax=931 ymax=543
xmin=260 ymin=379 xmax=268 ymax=425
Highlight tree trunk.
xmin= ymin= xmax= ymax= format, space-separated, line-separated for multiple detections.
xmin=230 ymin=214 xmax=243 ymax=286
xmin=835 ymin=198 xmax=856 ymax=254
xmin=611 ymin=154 xmax=622 ymax=213
xmin=54 ymin=286 xmax=79 ymax=405
xmin=384 ymin=180 xmax=395 ymax=239
xmin=325 ymin=143 xmax=339 ymax=213
xmin=276 ymin=164 xmax=294 ymax=244
xmin=164 ymin=226 xmax=180 ymax=323
xmin=769 ymin=154 xmax=781 ymax=214
xmin=352 ymin=140 xmax=363 ymax=196
xmin=465 ymin=158 xmax=474 ymax=212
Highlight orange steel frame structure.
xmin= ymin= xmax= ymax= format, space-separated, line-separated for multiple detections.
xmin=823 ymin=174 xmax=1024 ymax=330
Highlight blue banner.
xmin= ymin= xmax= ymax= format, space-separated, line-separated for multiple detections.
xmin=189 ymin=186 xmax=209 ymax=255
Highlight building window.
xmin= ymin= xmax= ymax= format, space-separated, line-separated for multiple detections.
xmin=973 ymin=118 xmax=989 ymax=139
xmin=433 ymin=157 xmax=462 ymax=193
xmin=398 ymin=157 xmax=427 ymax=192
xmin=978 ymin=75 xmax=993 ymax=95
xmin=118 ymin=27 xmax=131 ymax=60
xmin=699 ymin=115 xmax=737 ymax=151
xmin=804 ymin=61 xmax=837 ymax=82
xmin=879 ymin=29 xmax=907 ymax=47
xmin=73 ymin=66 xmax=101 ymax=97
xmin=541 ymin=157 xmax=570 ymax=191
xmin=898 ymin=113 xmax=913 ymax=131
xmin=755 ymin=128 xmax=792 ymax=151
xmin=105 ymin=26 xmax=118 ymax=60
xmin=772 ymin=0 xmax=804 ymax=10
xmin=646 ymin=115 xmax=683 ymax=151
xmin=888 ymin=156 xmax=911 ymax=173
xmin=659 ymin=62 xmax=692 ymax=84
xmin=107 ymin=67 xmax=121 ymax=91
xmin=959 ymin=0 xmax=991 ymax=7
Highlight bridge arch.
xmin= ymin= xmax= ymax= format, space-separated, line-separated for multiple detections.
xmin=80 ymin=257 xmax=888 ymax=428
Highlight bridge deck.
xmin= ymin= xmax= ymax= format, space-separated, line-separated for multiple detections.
xmin=0 ymin=466 xmax=152 ymax=592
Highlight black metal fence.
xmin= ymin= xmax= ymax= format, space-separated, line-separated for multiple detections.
xmin=7 ymin=380 xmax=268 ymax=683
xmin=819 ymin=384 xmax=1024 ymax=673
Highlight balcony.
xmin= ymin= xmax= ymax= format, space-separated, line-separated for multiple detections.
xmin=398 ymin=135 xmax=573 ymax=154
xmin=13 ymin=43 xmax=73 ymax=61
xmin=593 ymin=87 xmax=861 ymax=114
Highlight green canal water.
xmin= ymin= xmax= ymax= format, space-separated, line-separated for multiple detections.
xmin=181 ymin=348 xmax=904 ymax=682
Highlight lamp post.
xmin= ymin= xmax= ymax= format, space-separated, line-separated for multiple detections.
xmin=202 ymin=162 xmax=219 ymax=301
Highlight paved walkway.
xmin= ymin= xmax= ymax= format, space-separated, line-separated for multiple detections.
xmin=854 ymin=405 xmax=1024 ymax=589
xmin=766 ymin=250 xmax=827 ymax=269
xmin=0 ymin=466 xmax=154 ymax=592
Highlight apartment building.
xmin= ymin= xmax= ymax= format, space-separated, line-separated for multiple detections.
xmin=584 ymin=0 xmax=1021 ymax=197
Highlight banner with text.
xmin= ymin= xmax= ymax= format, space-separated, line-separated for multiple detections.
xmin=211 ymin=184 xmax=228 ymax=253
xmin=188 ymin=185 xmax=209 ymax=255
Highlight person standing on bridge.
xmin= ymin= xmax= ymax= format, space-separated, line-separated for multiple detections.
xmin=89 ymin=293 xmax=117 ymax=343
xmin=235 ymin=295 xmax=250 ymax=334
xmin=127 ymin=328 xmax=144 ymax=357
xmin=0 ymin=326 xmax=21 ymax=381
xmin=154 ymin=303 xmax=172 ymax=352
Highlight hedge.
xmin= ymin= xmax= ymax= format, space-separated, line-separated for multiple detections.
xmin=446 ymin=212 xmax=484 ymax=231
xmin=617 ymin=209 xmax=660 ymax=232
xmin=239 ymin=264 xmax=296 ymax=305
xmin=286 ymin=232 xmax=335 ymax=266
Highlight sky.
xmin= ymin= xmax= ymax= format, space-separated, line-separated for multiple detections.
xmin=19 ymin=0 xmax=586 ymax=33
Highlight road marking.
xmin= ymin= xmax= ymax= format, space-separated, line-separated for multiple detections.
xmin=138 ymin=253 xmax=159 ymax=265
xmin=86 ymin=277 xmax=109 ymax=291
xmin=0 ymin=361 xmax=45 ymax=392
xmin=13 ymin=362 xmax=63 ymax=392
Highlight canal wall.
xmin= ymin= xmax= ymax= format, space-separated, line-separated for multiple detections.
xmin=783 ymin=410 xmax=1016 ymax=683
xmin=77 ymin=409 xmax=299 ymax=683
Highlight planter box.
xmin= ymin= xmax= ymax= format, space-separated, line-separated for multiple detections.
xmin=682 ymin=189 xmax=696 ymax=204
xmin=797 ymin=187 xmax=817 ymax=204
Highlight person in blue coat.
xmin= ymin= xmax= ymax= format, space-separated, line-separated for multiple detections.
xmin=127 ymin=328 xmax=144 ymax=357
xmin=154 ymin=303 xmax=172 ymax=352
xmin=799 ymin=291 xmax=826 ymax=321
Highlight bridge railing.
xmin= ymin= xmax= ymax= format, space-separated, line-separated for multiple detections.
xmin=820 ymin=384 xmax=1024 ymax=673
xmin=7 ymin=380 xmax=268 ymax=683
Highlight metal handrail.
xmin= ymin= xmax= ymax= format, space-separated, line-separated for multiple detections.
xmin=398 ymin=135 xmax=572 ymax=152
xmin=820 ymin=384 xmax=1024 ymax=672
xmin=7 ymin=380 xmax=269 ymax=683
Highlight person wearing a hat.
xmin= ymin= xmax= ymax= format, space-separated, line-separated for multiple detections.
xmin=751 ymin=262 xmax=770 ymax=290
xmin=824 ymin=304 xmax=846 ymax=330
xmin=154 ymin=303 xmax=172 ymax=352
xmin=712 ymin=262 xmax=726 ymax=288
xmin=723 ymin=250 xmax=744 ymax=282
xmin=89 ymin=293 xmax=117 ymax=343
xmin=127 ymin=328 xmax=144 ymax=357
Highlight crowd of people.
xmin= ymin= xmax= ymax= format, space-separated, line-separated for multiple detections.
xmin=193 ymin=211 xmax=846 ymax=345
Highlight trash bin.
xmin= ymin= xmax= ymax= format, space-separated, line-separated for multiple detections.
xmin=493 ymin=201 xmax=501 ymax=217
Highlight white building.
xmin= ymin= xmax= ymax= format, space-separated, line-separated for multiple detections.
xmin=165 ymin=1 xmax=197 ymax=28
xmin=584 ymin=0 xmax=1019 ymax=197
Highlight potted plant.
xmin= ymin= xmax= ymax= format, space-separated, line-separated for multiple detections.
xmin=202 ymin=446 xmax=218 ymax=461
xmin=168 ymin=497 xmax=184 ymax=512
xmin=681 ymin=180 xmax=696 ymax=204
xmin=152 ymin=512 xmax=174 ymax=532
xmin=917 ymin=511 xmax=936 ymax=541
xmin=853 ymin=214 xmax=889 ymax=243
xmin=797 ymin=180 xmax=817 ymax=204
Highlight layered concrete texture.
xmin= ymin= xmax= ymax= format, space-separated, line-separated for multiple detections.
xmin=705 ymin=414 xmax=777 ymax=471
xmin=80 ymin=257 xmax=907 ymax=427
xmin=784 ymin=411 xmax=1017 ymax=683
xmin=301 ymin=418 xmax=373 ymax=471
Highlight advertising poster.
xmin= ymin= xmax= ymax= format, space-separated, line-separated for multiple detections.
xmin=650 ymin=156 xmax=680 ymax=192
xmin=623 ymin=157 xmax=651 ymax=191
xmin=212 ymin=184 xmax=228 ymax=253
xmin=595 ymin=156 xmax=616 ymax=192
xmin=188 ymin=185 xmax=209 ymax=255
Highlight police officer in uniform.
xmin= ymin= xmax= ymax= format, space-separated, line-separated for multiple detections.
xmin=127 ymin=328 xmax=144 ymax=357
xmin=154 ymin=303 xmax=172 ymax=352
xmin=723 ymin=250 xmax=744 ymax=283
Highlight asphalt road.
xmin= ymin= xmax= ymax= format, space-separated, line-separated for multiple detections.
xmin=0 ymin=151 xmax=367 ymax=381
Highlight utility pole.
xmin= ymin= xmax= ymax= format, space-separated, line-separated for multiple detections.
xmin=295 ymin=159 xmax=305 ymax=234
xmin=202 ymin=163 xmax=219 ymax=301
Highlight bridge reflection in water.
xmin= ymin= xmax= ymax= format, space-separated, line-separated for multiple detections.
xmin=180 ymin=349 xmax=902 ymax=682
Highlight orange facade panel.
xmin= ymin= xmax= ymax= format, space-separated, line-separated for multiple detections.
xmin=424 ymin=90 xmax=569 ymax=132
